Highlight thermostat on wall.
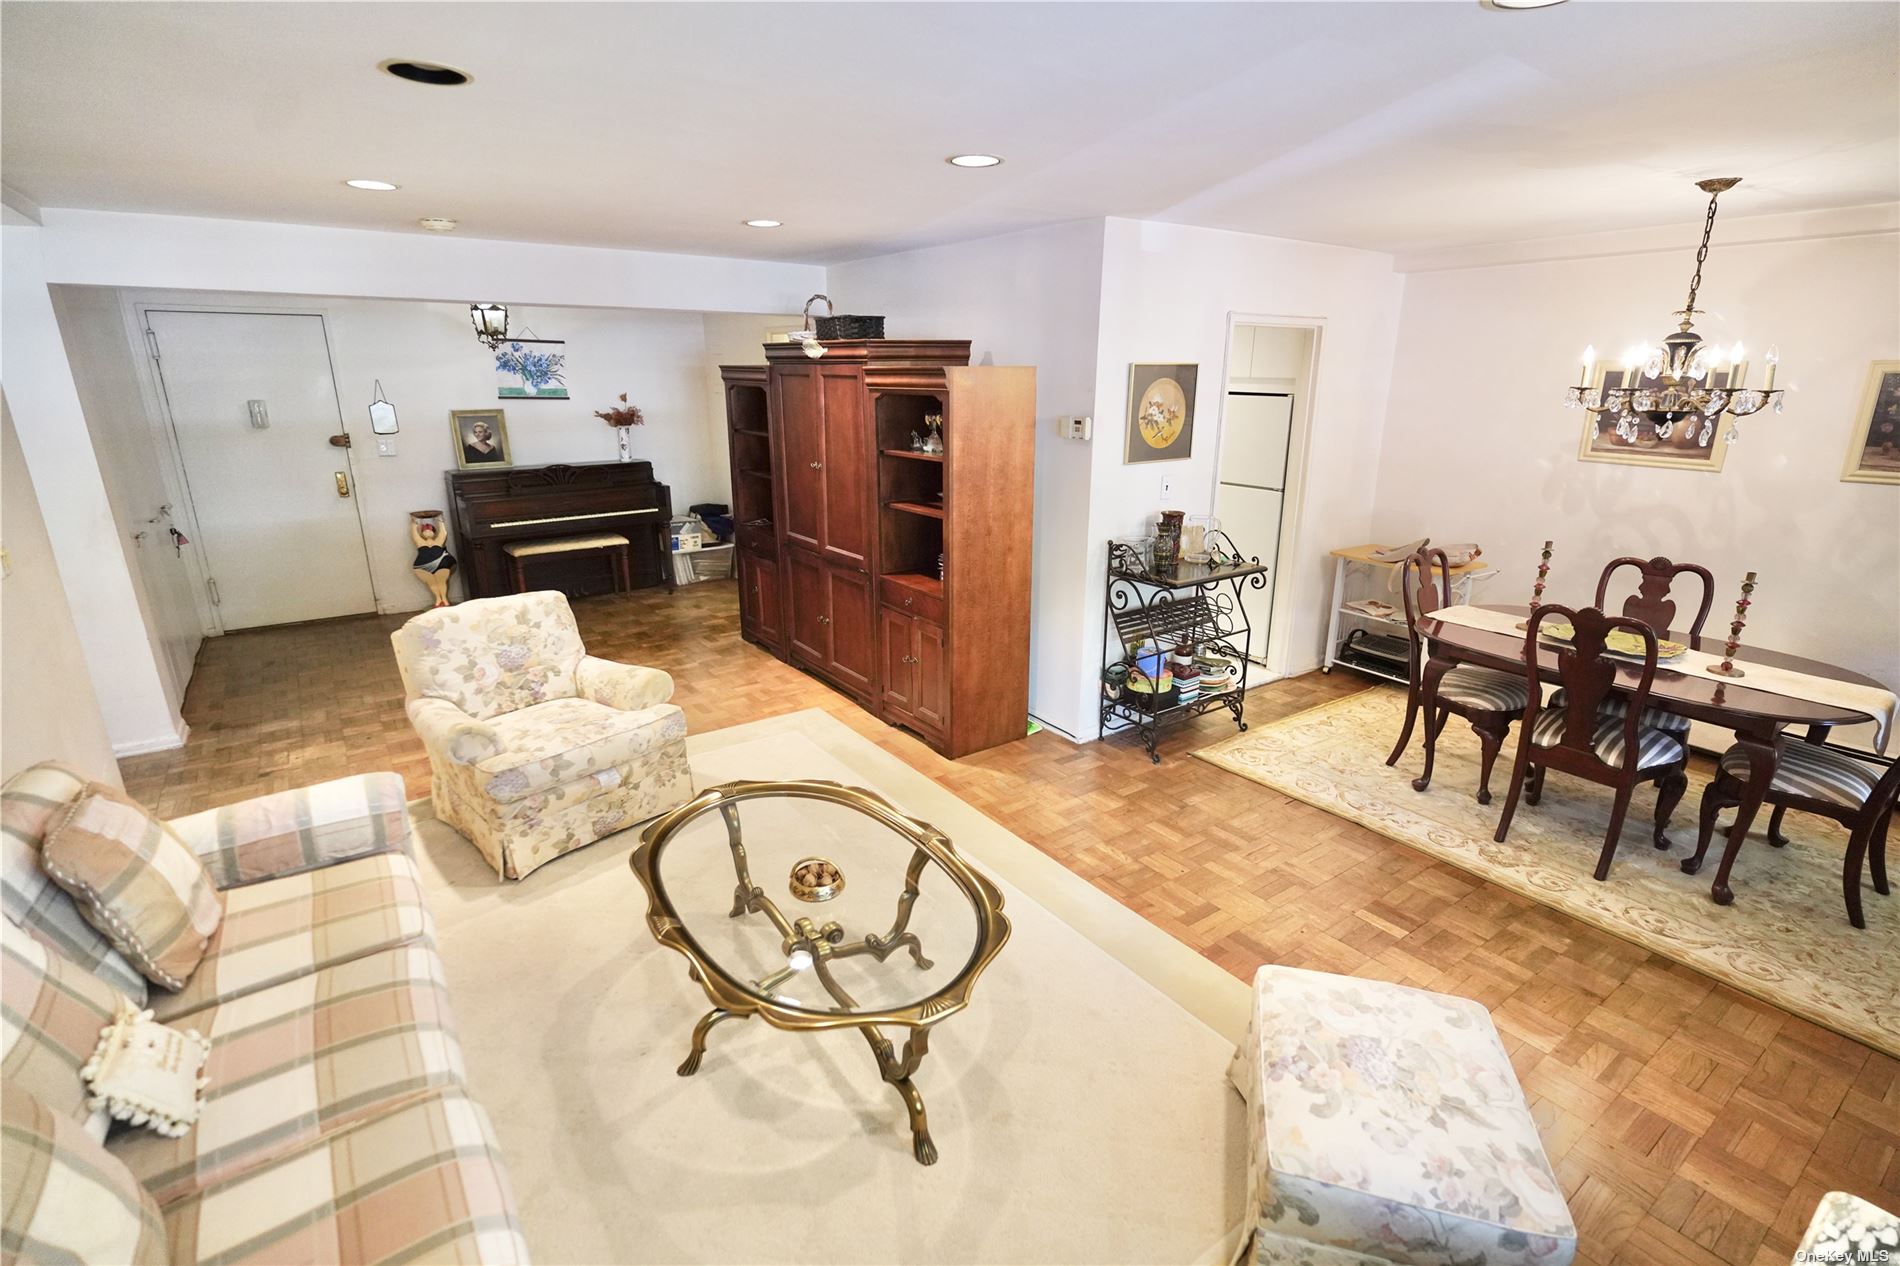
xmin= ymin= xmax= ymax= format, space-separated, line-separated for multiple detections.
xmin=1057 ymin=415 xmax=1092 ymax=441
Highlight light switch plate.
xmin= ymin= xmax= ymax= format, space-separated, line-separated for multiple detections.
xmin=376 ymin=436 xmax=398 ymax=456
xmin=1159 ymin=475 xmax=1174 ymax=497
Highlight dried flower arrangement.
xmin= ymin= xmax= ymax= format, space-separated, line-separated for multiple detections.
xmin=594 ymin=394 xmax=645 ymax=428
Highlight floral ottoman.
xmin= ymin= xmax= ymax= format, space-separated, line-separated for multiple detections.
xmin=1794 ymin=1191 xmax=1898 ymax=1264
xmin=1228 ymin=966 xmax=1577 ymax=1266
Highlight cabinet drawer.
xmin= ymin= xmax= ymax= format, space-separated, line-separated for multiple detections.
xmin=735 ymin=521 xmax=778 ymax=555
xmin=879 ymin=575 xmax=944 ymax=624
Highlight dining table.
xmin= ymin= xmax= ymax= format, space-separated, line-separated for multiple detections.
xmin=1416 ymin=603 xmax=1896 ymax=907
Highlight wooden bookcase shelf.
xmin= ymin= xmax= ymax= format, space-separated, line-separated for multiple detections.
xmin=881 ymin=448 xmax=944 ymax=463
xmin=886 ymin=500 xmax=945 ymax=520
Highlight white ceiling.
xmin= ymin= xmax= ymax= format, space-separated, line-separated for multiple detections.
xmin=3 ymin=2 xmax=1896 ymax=265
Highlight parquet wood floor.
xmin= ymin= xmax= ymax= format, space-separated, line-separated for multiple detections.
xmin=120 ymin=581 xmax=1897 ymax=1265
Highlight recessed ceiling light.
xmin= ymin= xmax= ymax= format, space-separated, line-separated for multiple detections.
xmin=379 ymin=59 xmax=471 ymax=86
xmin=946 ymin=154 xmax=1003 ymax=168
xmin=344 ymin=179 xmax=400 ymax=192
xmin=418 ymin=217 xmax=458 ymax=233
xmin=1479 ymin=0 xmax=1567 ymax=9
xmin=743 ymin=219 xmax=782 ymax=228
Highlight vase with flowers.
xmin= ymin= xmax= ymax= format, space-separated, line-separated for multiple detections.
xmin=594 ymin=394 xmax=645 ymax=462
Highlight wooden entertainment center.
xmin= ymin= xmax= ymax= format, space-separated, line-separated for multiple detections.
xmin=720 ymin=340 xmax=1034 ymax=758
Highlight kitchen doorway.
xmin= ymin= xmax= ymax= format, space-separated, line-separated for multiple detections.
xmin=1213 ymin=320 xmax=1318 ymax=676
xmin=143 ymin=308 xmax=378 ymax=630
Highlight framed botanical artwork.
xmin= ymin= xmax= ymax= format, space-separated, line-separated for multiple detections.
xmin=451 ymin=409 xmax=512 ymax=469
xmin=1124 ymin=363 xmax=1198 ymax=464
xmin=1574 ymin=361 xmax=1748 ymax=472
xmin=1842 ymin=360 xmax=1900 ymax=485
xmin=495 ymin=338 xmax=568 ymax=400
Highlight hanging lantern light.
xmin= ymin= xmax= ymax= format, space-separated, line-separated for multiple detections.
xmin=469 ymin=303 xmax=509 ymax=350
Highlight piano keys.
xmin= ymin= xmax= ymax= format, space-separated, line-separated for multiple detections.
xmin=446 ymin=461 xmax=674 ymax=600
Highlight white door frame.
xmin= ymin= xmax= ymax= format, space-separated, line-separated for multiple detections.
xmin=1210 ymin=312 xmax=1325 ymax=682
xmin=119 ymin=296 xmax=380 ymax=635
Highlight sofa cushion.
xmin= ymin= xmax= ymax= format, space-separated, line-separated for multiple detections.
xmin=2 ymin=763 xmax=149 ymax=1003
xmin=43 ymin=785 xmax=222 ymax=990
xmin=477 ymin=699 xmax=689 ymax=804
xmin=160 ymin=1086 xmax=528 ymax=1265
xmin=111 ymin=944 xmax=465 ymax=1206
xmin=151 ymin=853 xmax=432 ymax=1023
xmin=1233 ymin=965 xmax=1576 ymax=1266
xmin=166 ymin=773 xmax=412 ymax=891
xmin=390 ymin=590 xmax=585 ymax=721
xmin=1 ymin=1087 xmax=168 ymax=1266
xmin=2 ymin=919 xmax=125 ymax=1133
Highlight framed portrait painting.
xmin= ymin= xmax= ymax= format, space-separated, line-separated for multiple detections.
xmin=1574 ymin=361 xmax=1746 ymax=472
xmin=1124 ymin=363 xmax=1198 ymax=464
xmin=1842 ymin=360 xmax=1900 ymax=485
xmin=451 ymin=409 xmax=512 ymax=469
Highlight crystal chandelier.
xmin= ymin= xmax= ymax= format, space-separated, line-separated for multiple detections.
xmin=1564 ymin=177 xmax=1783 ymax=448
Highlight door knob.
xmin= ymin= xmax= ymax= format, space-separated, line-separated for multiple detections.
xmin=334 ymin=471 xmax=351 ymax=497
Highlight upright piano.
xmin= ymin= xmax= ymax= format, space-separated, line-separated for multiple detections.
xmin=446 ymin=461 xmax=673 ymax=600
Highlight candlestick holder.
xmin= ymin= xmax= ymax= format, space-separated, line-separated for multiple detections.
xmin=1516 ymin=540 xmax=1553 ymax=631
xmin=1706 ymin=572 xmax=1755 ymax=678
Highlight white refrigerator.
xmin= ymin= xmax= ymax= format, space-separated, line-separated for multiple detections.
xmin=1215 ymin=392 xmax=1293 ymax=666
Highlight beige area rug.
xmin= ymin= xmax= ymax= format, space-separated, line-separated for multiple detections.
xmin=1194 ymin=687 xmax=1899 ymax=1058
xmin=407 ymin=709 xmax=1250 ymax=1266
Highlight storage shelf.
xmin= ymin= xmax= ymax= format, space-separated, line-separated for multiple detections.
xmin=884 ymin=571 xmax=943 ymax=599
xmin=881 ymin=448 xmax=944 ymax=463
xmin=886 ymin=500 xmax=945 ymax=520
xmin=732 ymin=427 xmax=770 ymax=438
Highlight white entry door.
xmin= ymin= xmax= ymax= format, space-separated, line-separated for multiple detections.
xmin=1216 ymin=391 xmax=1295 ymax=666
xmin=146 ymin=310 xmax=376 ymax=630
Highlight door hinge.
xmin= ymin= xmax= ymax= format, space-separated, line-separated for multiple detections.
xmin=206 ymin=578 xmax=221 ymax=607
xmin=144 ymin=327 xmax=161 ymax=362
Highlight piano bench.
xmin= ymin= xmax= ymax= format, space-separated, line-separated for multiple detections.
xmin=503 ymin=533 xmax=632 ymax=596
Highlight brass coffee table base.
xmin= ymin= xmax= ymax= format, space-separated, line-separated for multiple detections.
xmin=630 ymin=780 xmax=1010 ymax=1167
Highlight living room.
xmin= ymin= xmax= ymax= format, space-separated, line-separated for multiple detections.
xmin=2 ymin=4 xmax=1896 ymax=1265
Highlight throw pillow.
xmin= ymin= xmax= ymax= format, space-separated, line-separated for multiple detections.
xmin=42 ymin=783 xmax=221 ymax=990
xmin=1 ymin=918 xmax=125 ymax=1137
xmin=81 ymin=998 xmax=211 ymax=1138
xmin=0 ymin=1087 xmax=168 ymax=1266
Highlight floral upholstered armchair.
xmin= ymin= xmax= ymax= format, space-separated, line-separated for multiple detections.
xmin=390 ymin=591 xmax=693 ymax=880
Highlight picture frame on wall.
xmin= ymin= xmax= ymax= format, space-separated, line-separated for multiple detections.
xmin=1841 ymin=360 xmax=1900 ymax=485
xmin=1124 ymin=363 xmax=1198 ymax=464
xmin=1574 ymin=361 xmax=1747 ymax=472
xmin=452 ymin=409 xmax=512 ymax=469
xmin=495 ymin=338 xmax=568 ymax=400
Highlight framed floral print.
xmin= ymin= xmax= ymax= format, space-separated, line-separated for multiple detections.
xmin=495 ymin=338 xmax=568 ymax=400
xmin=1842 ymin=360 xmax=1900 ymax=485
xmin=1575 ymin=361 xmax=1748 ymax=472
xmin=1124 ymin=363 xmax=1197 ymax=464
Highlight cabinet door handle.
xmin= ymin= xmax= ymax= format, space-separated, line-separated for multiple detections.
xmin=751 ymin=584 xmax=760 ymax=595
xmin=903 ymin=596 xmax=914 ymax=608
xmin=902 ymin=654 xmax=918 ymax=664
xmin=817 ymin=614 xmax=831 ymax=625
xmin=809 ymin=460 xmax=823 ymax=469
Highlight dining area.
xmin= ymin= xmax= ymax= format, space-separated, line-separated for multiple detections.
xmin=1385 ymin=548 xmax=1897 ymax=930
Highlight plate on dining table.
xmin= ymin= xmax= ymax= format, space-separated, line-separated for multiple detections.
xmin=1538 ymin=622 xmax=1688 ymax=661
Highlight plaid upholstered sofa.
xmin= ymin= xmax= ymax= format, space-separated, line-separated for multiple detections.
xmin=1 ymin=762 xmax=529 ymax=1265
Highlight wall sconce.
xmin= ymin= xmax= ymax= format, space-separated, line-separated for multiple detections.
xmin=470 ymin=303 xmax=509 ymax=349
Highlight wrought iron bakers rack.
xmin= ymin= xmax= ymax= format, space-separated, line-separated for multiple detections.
xmin=1099 ymin=532 xmax=1269 ymax=763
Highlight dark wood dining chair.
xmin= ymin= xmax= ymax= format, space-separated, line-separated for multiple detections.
xmin=1386 ymin=547 xmax=1530 ymax=804
xmin=1689 ymin=738 xmax=1897 ymax=928
xmin=1492 ymin=604 xmax=1691 ymax=881
xmin=1591 ymin=555 xmax=1715 ymax=736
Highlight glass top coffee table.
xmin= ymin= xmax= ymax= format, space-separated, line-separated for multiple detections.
xmin=628 ymin=779 xmax=1011 ymax=1165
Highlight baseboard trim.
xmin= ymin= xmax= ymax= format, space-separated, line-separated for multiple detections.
xmin=112 ymin=718 xmax=188 ymax=758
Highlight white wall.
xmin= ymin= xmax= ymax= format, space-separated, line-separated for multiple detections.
xmin=1085 ymin=218 xmax=1406 ymax=726
xmin=103 ymin=291 xmax=792 ymax=616
xmin=50 ymin=285 xmax=201 ymax=704
xmin=699 ymin=312 xmax=803 ymax=511
xmin=828 ymin=219 xmax=1108 ymax=738
xmin=1 ymin=396 xmax=122 ymax=784
xmin=1 ymin=225 xmax=182 ymax=754
xmin=1372 ymin=225 xmax=1900 ymax=749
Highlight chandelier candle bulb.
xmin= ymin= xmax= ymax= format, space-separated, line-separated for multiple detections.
xmin=1578 ymin=346 xmax=1595 ymax=387
xmin=1708 ymin=571 xmax=1757 ymax=679
xmin=1764 ymin=346 xmax=1779 ymax=390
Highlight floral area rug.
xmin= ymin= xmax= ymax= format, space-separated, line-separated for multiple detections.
xmin=1194 ymin=688 xmax=1899 ymax=1058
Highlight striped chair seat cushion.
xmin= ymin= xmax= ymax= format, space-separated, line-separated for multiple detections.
xmin=111 ymin=943 xmax=467 ymax=1206
xmin=1439 ymin=666 xmax=1531 ymax=712
xmin=1551 ymin=689 xmax=1692 ymax=735
xmin=160 ymin=1085 xmax=529 ymax=1265
xmin=1531 ymin=711 xmax=1685 ymax=771
xmin=150 ymin=852 xmax=433 ymax=1023
xmin=1720 ymin=742 xmax=1883 ymax=809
